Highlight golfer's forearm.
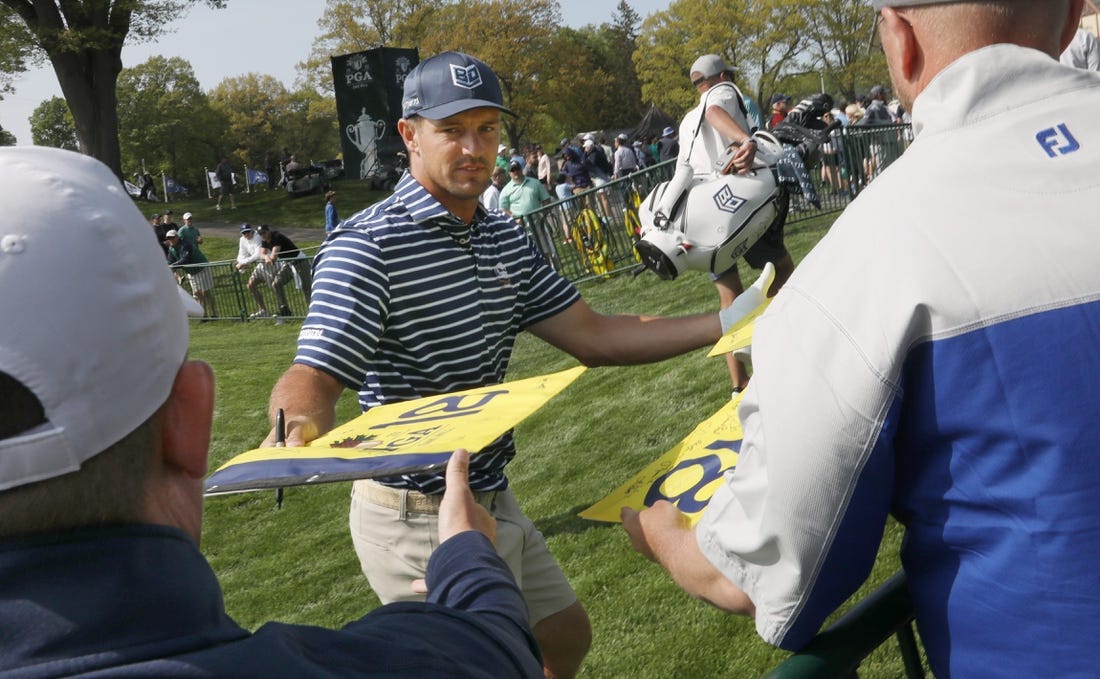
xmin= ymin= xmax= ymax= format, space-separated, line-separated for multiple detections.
xmin=267 ymin=363 xmax=344 ymax=445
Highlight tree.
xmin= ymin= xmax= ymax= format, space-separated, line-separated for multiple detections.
xmin=0 ymin=10 xmax=34 ymax=97
xmin=803 ymin=0 xmax=887 ymax=104
xmin=115 ymin=56 xmax=225 ymax=190
xmin=29 ymin=95 xmax=78 ymax=150
xmin=600 ymin=1 xmax=645 ymax=127
xmin=634 ymin=0 xmax=812 ymax=120
xmin=555 ymin=3 xmax=646 ymax=132
xmin=0 ymin=123 xmax=15 ymax=146
xmin=210 ymin=74 xmax=339 ymax=170
xmin=416 ymin=0 xmax=600 ymax=147
xmin=0 ymin=0 xmax=227 ymax=178
xmin=299 ymin=0 xmax=448 ymax=92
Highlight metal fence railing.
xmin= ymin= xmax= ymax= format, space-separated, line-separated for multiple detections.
xmin=176 ymin=124 xmax=915 ymax=316
xmin=518 ymin=123 xmax=913 ymax=283
xmin=172 ymin=248 xmax=319 ymax=321
xmin=763 ymin=571 xmax=925 ymax=679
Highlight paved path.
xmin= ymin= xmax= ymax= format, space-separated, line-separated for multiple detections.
xmin=193 ymin=222 xmax=324 ymax=243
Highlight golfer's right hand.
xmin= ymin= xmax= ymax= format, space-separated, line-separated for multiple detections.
xmin=439 ymin=449 xmax=496 ymax=546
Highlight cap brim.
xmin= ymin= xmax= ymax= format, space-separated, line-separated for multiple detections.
xmin=412 ymin=100 xmax=515 ymax=120
xmin=177 ymin=286 xmax=204 ymax=317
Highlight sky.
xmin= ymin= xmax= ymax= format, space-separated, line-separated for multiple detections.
xmin=0 ymin=0 xmax=673 ymax=146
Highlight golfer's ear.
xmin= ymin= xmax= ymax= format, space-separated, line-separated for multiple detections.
xmin=398 ymin=118 xmax=419 ymax=155
xmin=159 ymin=360 xmax=214 ymax=479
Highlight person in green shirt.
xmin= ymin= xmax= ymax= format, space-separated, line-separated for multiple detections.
xmin=499 ymin=160 xmax=551 ymax=219
xmin=165 ymin=229 xmax=217 ymax=320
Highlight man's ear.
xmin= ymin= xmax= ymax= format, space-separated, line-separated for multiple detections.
xmin=158 ymin=360 xmax=215 ymax=479
xmin=398 ymin=117 xmax=418 ymax=155
xmin=880 ymin=7 xmax=919 ymax=81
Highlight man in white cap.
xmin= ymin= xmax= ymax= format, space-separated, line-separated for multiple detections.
xmin=624 ymin=2 xmax=1100 ymax=676
xmin=263 ymin=50 xmax=743 ymax=679
xmin=612 ymin=132 xmax=639 ymax=178
xmin=657 ymin=125 xmax=679 ymax=161
xmin=658 ymin=52 xmax=797 ymax=394
xmin=0 ymin=146 xmax=542 ymax=676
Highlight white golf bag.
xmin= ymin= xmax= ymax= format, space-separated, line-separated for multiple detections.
xmin=635 ymin=131 xmax=785 ymax=280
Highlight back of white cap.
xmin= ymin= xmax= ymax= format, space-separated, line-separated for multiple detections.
xmin=0 ymin=147 xmax=201 ymax=491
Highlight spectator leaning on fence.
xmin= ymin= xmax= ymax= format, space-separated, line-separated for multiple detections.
xmin=165 ymin=228 xmax=217 ymax=321
xmin=0 ymin=146 xmax=544 ymax=677
xmin=234 ymin=223 xmax=271 ymax=319
xmin=623 ymin=2 xmax=1100 ymax=677
xmin=253 ymin=224 xmax=311 ymax=321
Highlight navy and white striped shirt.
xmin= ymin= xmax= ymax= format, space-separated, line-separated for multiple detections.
xmin=295 ymin=173 xmax=580 ymax=493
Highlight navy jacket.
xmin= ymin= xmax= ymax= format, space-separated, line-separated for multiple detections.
xmin=0 ymin=524 xmax=542 ymax=677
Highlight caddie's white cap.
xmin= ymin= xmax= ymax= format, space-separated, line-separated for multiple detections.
xmin=690 ymin=54 xmax=733 ymax=79
xmin=0 ymin=147 xmax=202 ymax=492
xmin=182 ymin=212 xmax=192 ymax=220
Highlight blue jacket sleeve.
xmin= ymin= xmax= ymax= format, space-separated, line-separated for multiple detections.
xmin=425 ymin=531 xmax=542 ymax=669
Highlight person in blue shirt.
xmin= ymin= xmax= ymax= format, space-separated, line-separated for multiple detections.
xmin=324 ymin=190 xmax=339 ymax=233
xmin=0 ymin=146 xmax=543 ymax=679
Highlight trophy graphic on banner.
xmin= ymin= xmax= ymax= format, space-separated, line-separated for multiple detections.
xmin=346 ymin=108 xmax=386 ymax=179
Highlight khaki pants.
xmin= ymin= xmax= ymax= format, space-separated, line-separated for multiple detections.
xmin=350 ymin=479 xmax=577 ymax=625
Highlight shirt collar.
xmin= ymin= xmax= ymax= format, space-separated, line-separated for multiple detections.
xmin=911 ymin=44 xmax=1096 ymax=138
xmin=391 ymin=171 xmax=489 ymax=232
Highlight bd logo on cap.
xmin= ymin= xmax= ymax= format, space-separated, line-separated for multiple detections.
xmin=450 ymin=63 xmax=483 ymax=90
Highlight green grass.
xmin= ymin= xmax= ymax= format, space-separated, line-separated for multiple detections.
xmin=193 ymin=211 xmax=924 ymax=677
xmin=143 ymin=176 xmax=389 ymax=231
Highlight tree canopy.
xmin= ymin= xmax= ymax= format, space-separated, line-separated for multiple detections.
xmin=9 ymin=0 xmax=888 ymax=188
xmin=116 ymin=56 xmax=224 ymax=186
xmin=29 ymin=95 xmax=77 ymax=150
xmin=0 ymin=0 xmax=227 ymax=177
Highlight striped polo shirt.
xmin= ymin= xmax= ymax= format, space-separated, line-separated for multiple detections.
xmin=294 ymin=173 xmax=580 ymax=493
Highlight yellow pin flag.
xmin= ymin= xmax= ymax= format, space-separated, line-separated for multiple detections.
xmin=205 ymin=366 xmax=586 ymax=495
xmin=579 ymin=393 xmax=743 ymax=526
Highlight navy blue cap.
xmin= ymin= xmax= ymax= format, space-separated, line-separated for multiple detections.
xmin=401 ymin=51 xmax=514 ymax=120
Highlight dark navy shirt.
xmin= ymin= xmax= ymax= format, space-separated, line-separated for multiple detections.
xmin=0 ymin=524 xmax=542 ymax=677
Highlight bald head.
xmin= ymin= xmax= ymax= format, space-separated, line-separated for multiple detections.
xmin=878 ymin=0 xmax=1082 ymax=110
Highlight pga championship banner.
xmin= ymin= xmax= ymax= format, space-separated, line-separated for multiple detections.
xmin=331 ymin=47 xmax=418 ymax=180
xmin=579 ymin=393 xmax=744 ymax=526
xmin=205 ymin=366 xmax=586 ymax=496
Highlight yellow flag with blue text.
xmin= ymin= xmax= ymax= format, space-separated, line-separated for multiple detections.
xmin=205 ymin=366 xmax=586 ymax=496
xmin=579 ymin=393 xmax=743 ymax=526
